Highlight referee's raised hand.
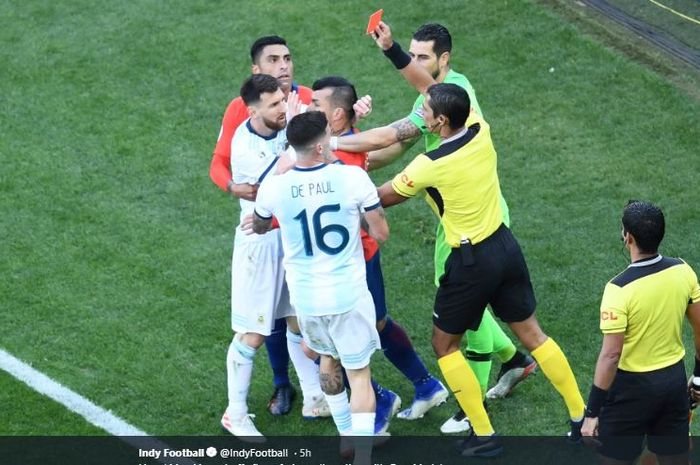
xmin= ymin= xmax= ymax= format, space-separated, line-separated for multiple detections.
xmin=371 ymin=21 xmax=394 ymax=51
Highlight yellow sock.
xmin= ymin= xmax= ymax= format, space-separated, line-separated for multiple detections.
xmin=438 ymin=351 xmax=494 ymax=436
xmin=531 ymin=338 xmax=585 ymax=420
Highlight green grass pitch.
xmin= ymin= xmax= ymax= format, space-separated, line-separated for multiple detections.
xmin=1 ymin=0 xmax=698 ymax=437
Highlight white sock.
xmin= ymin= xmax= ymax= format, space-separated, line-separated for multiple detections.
xmin=352 ymin=412 xmax=376 ymax=464
xmin=287 ymin=330 xmax=323 ymax=403
xmin=351 ymin=412 xmax=375 ymax=435
xmin=226 ymin=336 xmax=256 ymax=418
xmin=324 ymin=390 xmax=352 ymax=435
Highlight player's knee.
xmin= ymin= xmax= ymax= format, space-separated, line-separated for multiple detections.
xmin=301 ymin=340 xmax=319 ymax=361
xmin=431 ymin=335 xmax=460 ymax=358
xmin=240 ymin=332 xmax=266 ymax=349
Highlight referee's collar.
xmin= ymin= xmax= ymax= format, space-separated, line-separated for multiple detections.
xmin=440 ymin=126 xmax=470 ymax=146
xmin=629 ymin=254 xmax=662 ymax=268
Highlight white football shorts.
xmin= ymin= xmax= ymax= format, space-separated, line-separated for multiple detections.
xmin=230 ymin=228 xmax=294 ymax=335
xmin=297 ymin=291 xmax=379 ymax=370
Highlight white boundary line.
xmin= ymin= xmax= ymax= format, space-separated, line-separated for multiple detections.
xmin=0 ymin=347 xmax=198 ymax=465
xmin=0 ymin=347 xmax=147 ymax=436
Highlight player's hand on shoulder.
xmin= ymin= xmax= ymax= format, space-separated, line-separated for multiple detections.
xmin=275 ymin=150 xmax=295 ymax=175
xmin=372 ymin=21 xmax=394 ymax=50
xmin=353 ymin=95 xmax=372 ymax=122
xmin=239 ymin=214 xmax=255 ymax=235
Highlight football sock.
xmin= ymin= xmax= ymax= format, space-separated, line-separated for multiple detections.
xmin=324 ymin=390 xmax=352 ymax=434
xmin=226 ymin=336 xmax=257 ymax=418
xmin=502 ymin=350 xmax=527 ymax=370
xmin=265 ymin=318 xmax=291 ymax=388
xmin=371 ymin=378 xmax=386 ymax=403
xmin=465 ymin=313 xmax=496 ymax=395
xmin=351 ymin=413 xmax=376 ymax=464
xmin=438 ymin=351 xmax=494 ymax=436
xmin=465 ymin=350 xmax=492 ymax=396
xmin=490 ymin=321 xmax=517 ymax=364
xmin=351 ymin=412 xmax=375 ymax=435
xmin=378 ymin=317 xmax=430 ymax=385
xmin=286 ymin=330 xmax=323 ymax=402
xmin=531 ymin=338 xmax=585 ymax=420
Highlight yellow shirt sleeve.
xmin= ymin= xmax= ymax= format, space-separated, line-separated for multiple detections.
xmin=687 ymin=265 xmax=700 ymax=304
xmin=391 ymin=154 xmax=432 ymax=198
xmin=600 ymin=282 xmax=627 ymax=333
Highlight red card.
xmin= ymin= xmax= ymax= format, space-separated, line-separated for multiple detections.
xmin=366 ymin=9 xmax=384 ymax=34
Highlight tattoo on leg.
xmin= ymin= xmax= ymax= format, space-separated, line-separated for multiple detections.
xmin=320 ymin=365 xmax=344 ymax=395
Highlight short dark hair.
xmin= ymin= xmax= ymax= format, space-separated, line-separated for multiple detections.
xmin=622 ymin=200 xmax=665 ymax=254
xmin=413 ymin=23 xmax=452 ymax=57
xmin=240 ymin=74 xmax=279 ymax=106
xmin=250 ymin=35 xmax=287 ymax=63
xmin=312 ymin=76 xmax=358 ymax=122
xmin=287 ymin=111 xmax=328 ymax=152
xmin=427 ymin=83 xmax=470 ymax=129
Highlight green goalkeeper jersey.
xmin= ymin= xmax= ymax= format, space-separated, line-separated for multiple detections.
xmin=406 ymin=68 xmax=510 ymax=285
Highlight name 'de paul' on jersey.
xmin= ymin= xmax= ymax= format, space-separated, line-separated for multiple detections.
xmin=291 ymin=181 xmax=335 ymax=198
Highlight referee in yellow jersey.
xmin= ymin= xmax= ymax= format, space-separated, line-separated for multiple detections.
xmin=581 ymin=201 xmax=700 ymax=464
xmin=336 ymin=81 xmax=585 ymax=456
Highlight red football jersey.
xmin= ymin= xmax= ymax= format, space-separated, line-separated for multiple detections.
xmin=333 ymin=128 xmax=378 ymax=261
xmin=209 ymin=84 xmax=313 ymax=191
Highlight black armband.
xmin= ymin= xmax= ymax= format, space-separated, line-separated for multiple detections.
xmin=383 ymin=42 xmax=411 ymax=70
xmin=694 ymin=357 xmax=700 ymax=377
xmin=585 ymin=384 xmax=609 ymax=418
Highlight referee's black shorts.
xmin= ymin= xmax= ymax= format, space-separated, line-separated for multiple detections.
xmin=598 ymin=359 xmax=689 ymax=461
xmin=433 ymin=223 xmax=536 ymax=334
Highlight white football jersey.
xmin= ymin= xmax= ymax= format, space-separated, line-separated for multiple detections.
xmin=230 ymin=118 xmax=288 ymax=223
xmin=255 ymin=163 xmax=381 ymax=317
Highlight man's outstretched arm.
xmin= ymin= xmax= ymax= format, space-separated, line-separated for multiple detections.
xmin=335 ymin=117 xmax=421 ymax=154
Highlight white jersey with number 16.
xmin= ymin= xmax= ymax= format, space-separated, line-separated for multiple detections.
xmin=254 ymin=163 xmax=380 ymax=317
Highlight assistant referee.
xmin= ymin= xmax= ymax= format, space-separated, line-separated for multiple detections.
xmin=581 ymin=201 xmax=700 ymax=464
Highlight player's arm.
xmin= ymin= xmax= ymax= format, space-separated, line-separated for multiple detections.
xmin=373 ymin=21 xmax=436 ymax=95
xmin=688 ymin=301 xmax=700 ymax=364
xmin=581 ymin=331 xmax=624 ymax=439
xmin=252 ymin=210 xmax=273 ymax=235
xmin=362 ymin=206 xmax=389 ymax=244
xmin=591 ymin=332 xmax=624 ymax=391
xmin=378 ymin=179 xmax=409 ymax=207
xmin=368 ymin=137 xmax=419 ymax=171
xmin=335 ymin=117 xmax=421 ymax=153
xmin=687 ymin=299 xmax=700 ymax=406
xmin=211 ymin=98 xmax=253 ymax=195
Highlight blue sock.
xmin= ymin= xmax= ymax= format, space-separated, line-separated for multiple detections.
xmin=372 ymin=378 xmax=388 ymax=404
xmin=265 ymin=318 xmax=290 ymax=388
xmin=379 ymin=317 xmax=430 ymax=387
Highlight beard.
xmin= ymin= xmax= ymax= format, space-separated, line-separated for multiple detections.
xmin=262 ymin=114 xmax=286 ymax=131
